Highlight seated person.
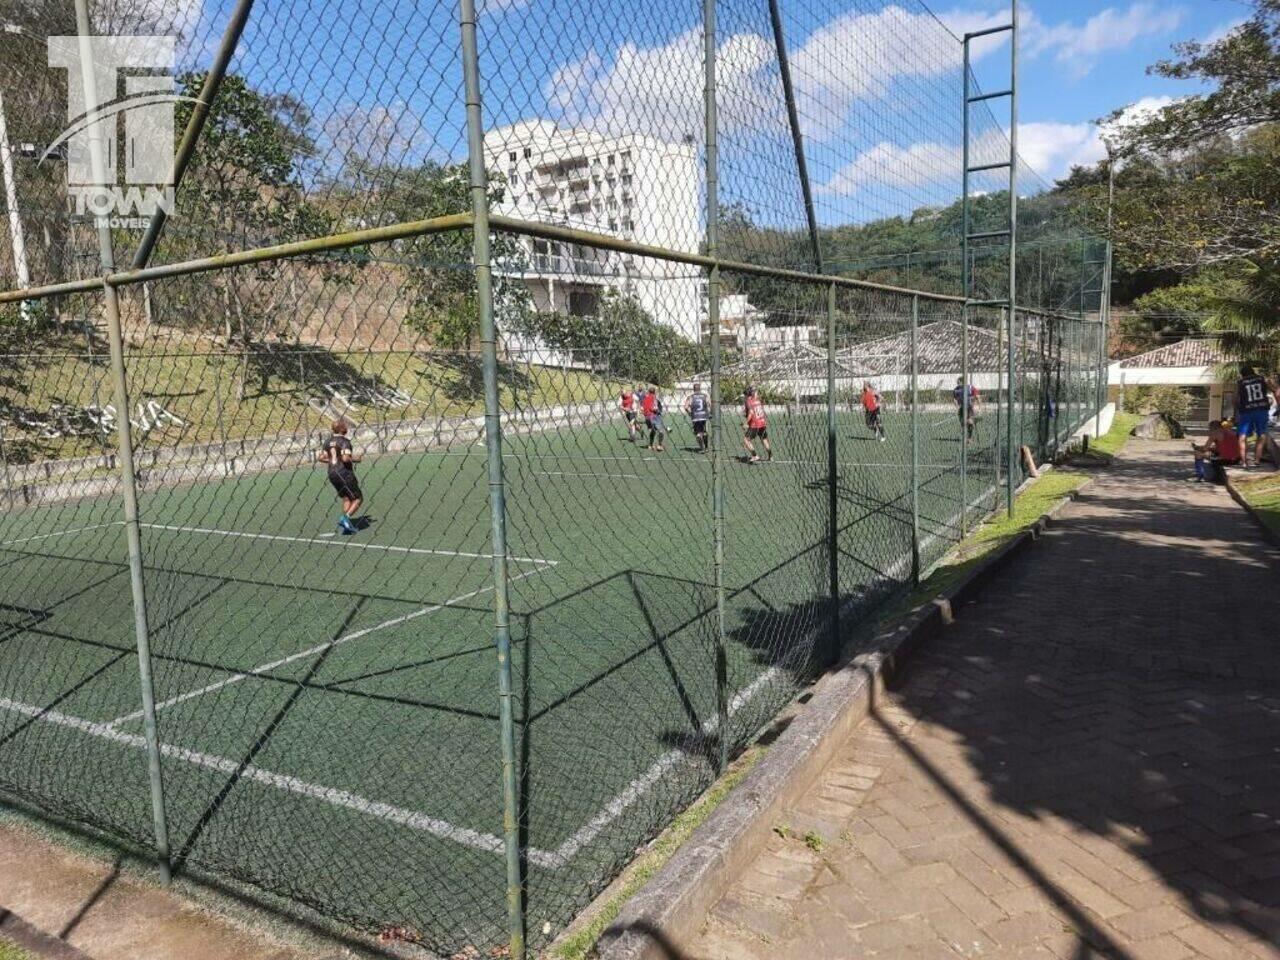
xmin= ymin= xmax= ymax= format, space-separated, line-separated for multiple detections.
xmin=1191 ymin=419 xmax=1240 ymax=482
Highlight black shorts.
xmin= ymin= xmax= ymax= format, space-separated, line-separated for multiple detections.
xmin=692 ymin=419 xmax=708 ymax=436
xmin=746 ymin=426 xmax=768 ymax=440
xmin=864 ymin=408 xmax=881 ymax=427
xmin=329 ymin=471 xmax=362 ymax=500
xmin=624 ymin=410 xmax=636 ymax=422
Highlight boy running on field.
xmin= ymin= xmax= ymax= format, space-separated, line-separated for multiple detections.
xmin=742 ymin=386 xmax=772 ymax=462
xmin=318 ymin=419 xmax=363 ymax=535
xmin=684 ymin=382 xmax=711 ymax=453
xmin=953 ymin=377 xmax=980 ymax=441
xmin=620 ymin=388 xmax=638 ymax=441
xmin=643 ymin=386 xmax=667 ymax=451
xmin=861 ymin=381 xmax=886 ymax=441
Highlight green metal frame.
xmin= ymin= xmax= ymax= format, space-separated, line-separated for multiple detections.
xmin=73 ymin=0 xmax=172 ymax=884
xmin=458 ymin=2 xmax=524 ymax=956
xmin=702 ymin=0 xmax=730 ymax=777
xmin=962 ymin=1 xmax=1019 ymax=519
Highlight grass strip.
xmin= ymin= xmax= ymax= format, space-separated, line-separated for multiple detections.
xmin=549 ymin=747 xmax=764 ymax=960
xmin=1231 ymin=472 xmax=1280 ymax=537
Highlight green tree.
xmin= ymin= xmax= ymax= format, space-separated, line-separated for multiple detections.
xmin=513 ymin=291 xmax=700 ymax=386
xmin=156 ymin=73 xmax=333 ymax=397
xmin=338 ymin=159 xmax=527 ymax=351
xmin=1117 ymin=276 xmax=1221 ymax=353
xmin=1082 ymin=1 xmax=1280 ymax=369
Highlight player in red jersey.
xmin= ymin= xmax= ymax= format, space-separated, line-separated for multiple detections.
xmin=861 ymin=381 xmax=885 ymax=441
xmin=620 ymin=388 xmax=639 ymax=441
xmin=742 ymin=386 xmax=772 ymax=462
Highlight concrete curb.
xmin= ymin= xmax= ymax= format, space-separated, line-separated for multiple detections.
xmin=596 ymin=483 xmax=1090 ymax=960
xmin=1224 ymin=475 xmax=1280 ymax=550
xmin=0 ymin=909 xmax=94 ymax=960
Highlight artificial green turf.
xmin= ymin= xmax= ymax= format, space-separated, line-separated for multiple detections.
xmin=0 ymin=399 xmax=1095 ymax=955
xmin=0 ymin=939 xmax=32 ymax=960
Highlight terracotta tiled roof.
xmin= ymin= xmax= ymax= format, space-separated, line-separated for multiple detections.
xmin=1118 ymin=339 xmax=1224 ymax=369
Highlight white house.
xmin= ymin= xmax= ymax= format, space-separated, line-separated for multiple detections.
xmin=1108 ymin=338 xmax=1226 ymax=421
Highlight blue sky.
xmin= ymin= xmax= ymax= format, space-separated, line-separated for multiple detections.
xmin=162 ymin=0 xmax=1251 ymax=228
xmin=961 ymin=0 xmax=1249 ymax=182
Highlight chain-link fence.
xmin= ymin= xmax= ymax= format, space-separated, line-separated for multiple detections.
xmin=0 ymin=0 xmax=1107 ymax=956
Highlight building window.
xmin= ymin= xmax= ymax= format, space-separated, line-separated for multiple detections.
xmin=607 ymin=154 xmax=615 ymax=166
xmin=508 ymin=151 xmax=517 ymax=162
xmin=523 ymin=147 xmax=532 ymax=158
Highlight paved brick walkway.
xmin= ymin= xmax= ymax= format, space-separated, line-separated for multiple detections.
xmin=685 ymin=440 xmax=1280 ymax=960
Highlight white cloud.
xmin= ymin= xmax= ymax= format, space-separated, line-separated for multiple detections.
xmin=547 ymin=5 xmax=1016 ymax=145
xmin=323 ymin=102 xmax=430 ymax=168
xmin=1016 ymin=121 xmax=1100 ymax=174
xmin=479 ymin=0 xmax=532 ymax=16
xmin=1202 ymin=17 xmax=1247 ymax=47
xmin=545 ymin=28 xmax=779 ymax=140
xmin=1024 ymin=2 xmax=1186 ymax=79
xmin=789 ymin=4 xmax=1009 ymax=139
xmin=818 ymin=95 xmax=1178 ymax=196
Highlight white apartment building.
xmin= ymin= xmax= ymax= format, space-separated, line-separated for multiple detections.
xmin=483 ymin=120 xmax=704 ymax=342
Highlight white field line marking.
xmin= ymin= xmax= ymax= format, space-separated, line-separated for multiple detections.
xmin=106 ymin=566 xmax=548 ymax=727
xmin=761 ymin=459 xmax=960 ymax=470
xmin=543 ymin=485 xmax=994 ymax=868
xmin=139 ymin=523 xmax=556 ymax=567
xmin=531 ymin=470 xmax=642 ymax=481
xmin=0 ymin=521 xmax=124 ymax=548
xmin=0 ymin=695 xmax=562 ymax=867
xmin=546 ymin=656 xmax=791 ymax=866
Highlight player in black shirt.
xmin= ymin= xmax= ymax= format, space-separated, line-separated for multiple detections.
xmin=318 ymin=420 xmax=363 ymax=535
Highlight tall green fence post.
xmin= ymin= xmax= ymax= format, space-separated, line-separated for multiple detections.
xmin=910 ymin=295 xmax=920 ymax=583
xmin=960 ymin=303 xmax=969 ymax=536
xmin=825 ymin=282 xmax=839 ymax=660
xmin=959 ymin=35 xmax=970 ymax=538
xmin=703 ymin=0 xmax=730 ymax=775
xmin=1005 ymin=304 xmax=1017 ymax=505
xmin=72 ymin=0 xmax=171 ymax=882
xmin=458 ymin=2 xmax=524 ymax=955
xmin=1005 ymin=0 xmax=1020 ymax=517
xmin=102 ymin=280 xmax=172 ymax=883
xmin=994 ymin=308 xmax=1004 ymax=499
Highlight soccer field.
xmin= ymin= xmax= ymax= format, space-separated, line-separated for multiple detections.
xmin=0 ymin=407 xmax=1003 ymax=952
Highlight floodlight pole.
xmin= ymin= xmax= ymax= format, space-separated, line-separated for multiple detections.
xmin=72 ymin=0 xmax=172 ymax=884
xmin=459 ymin=2 xmax=524 ymax=957
xmin=703 ymin=0 xmax=730 ymax=775
xmin=0 ymin=90 xmax=31 ymax=323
